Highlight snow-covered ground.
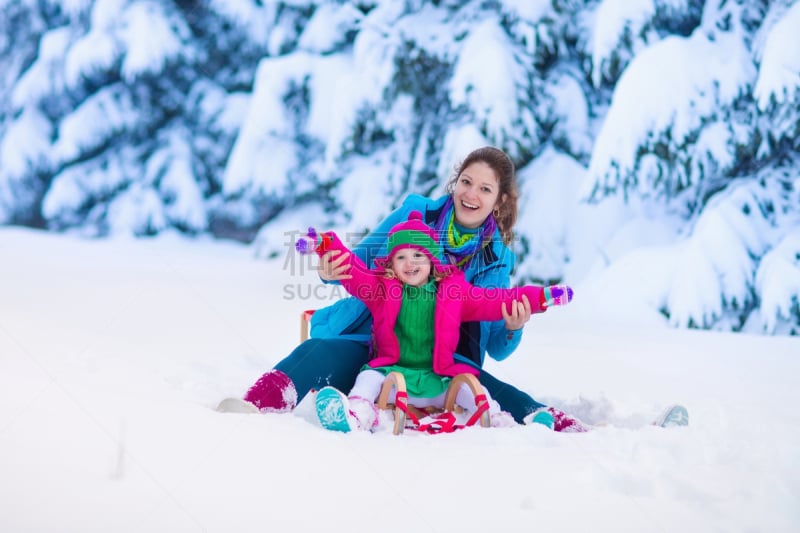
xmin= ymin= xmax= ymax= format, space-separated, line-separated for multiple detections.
xmin=1 ymin=227 xmax=798 ymax=532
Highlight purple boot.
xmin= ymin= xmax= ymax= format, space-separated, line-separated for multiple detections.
xmin=243 ymin=370 xmax=298 ymax=412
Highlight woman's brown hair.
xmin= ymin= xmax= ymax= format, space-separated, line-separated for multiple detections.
xmin=444 ymin=146 xmax=519 ymax=246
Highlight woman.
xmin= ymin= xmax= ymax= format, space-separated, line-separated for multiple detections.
xmin=295 ymin=210 xmax=572 ymax=432
xmin=232 ymin=146 xmax=583 ymax=428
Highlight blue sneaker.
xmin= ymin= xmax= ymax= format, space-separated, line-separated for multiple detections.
xmin=654 ymin=404 xmax=689 ymax=427
xmin=523 ymin=408 xmax=555 ymax=429
xmin=315 ymin=387 xmax=354 ymax=433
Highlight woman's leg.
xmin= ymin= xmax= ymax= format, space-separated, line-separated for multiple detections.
xmin=276 ymin=338 xmax=369 ymax=398
xmin=244 ymin=338 xmax=370 ymax=411
xmin=478 ymin=368 xmax=546 ymax=423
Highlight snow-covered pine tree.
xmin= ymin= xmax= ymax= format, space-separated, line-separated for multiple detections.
xmin=581 ymin=0 xmax=800 ymax=333
xmin=0 ymin=0 xmax=66 ymax=227
xmin=749 ymin=0 xmax=800 ymax=334
xmin=1 ymin=0 xmax=272 ymax=237
xmin=1 ymin=0 xmax=798 ymax=334
xmin=243 ymin=0 xmax=637 ymax=265
xmin=245 ymin=0 xmax=561 ymax=258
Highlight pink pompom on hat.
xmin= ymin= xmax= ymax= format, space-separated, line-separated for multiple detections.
xmin=374 ymin=211 xmax=452 ymax=274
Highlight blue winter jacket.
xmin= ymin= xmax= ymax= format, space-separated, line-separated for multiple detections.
xmin=309 ymin=194 xmax=523 ymax=369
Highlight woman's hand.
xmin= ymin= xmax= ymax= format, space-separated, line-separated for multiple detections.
xmin=501 ymin=294 xmax=531 ymax=331
xmin=318 ymin=249 xmax=353 ymax=281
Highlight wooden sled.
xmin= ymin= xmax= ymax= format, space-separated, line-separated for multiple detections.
xmin=300 ymin=309 xmax=315 ymax=342
xmin=377 ymin=371 xmax=491 ymax=435
xmin=301 ymin=311 xmax=491 ymax=435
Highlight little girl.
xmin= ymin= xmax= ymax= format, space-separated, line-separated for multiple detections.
xmin=296 ymin=211 xmax=573 ymax=432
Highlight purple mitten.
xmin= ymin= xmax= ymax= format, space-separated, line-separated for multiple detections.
xmin=295 ymin=227 xmax=320 ymax=254
xmin=542 ymin=284 xmax=573 ymax=307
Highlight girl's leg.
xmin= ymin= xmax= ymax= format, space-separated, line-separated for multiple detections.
xmin=478 ymin=368 xmax=546 ymax=423
xmin=402 ymin=384 xmax=499 ymax=414
xmin=348 ymin=369 xmax=386 ymax=401
xmin=245 ymin=338 xmax=369 ymax=411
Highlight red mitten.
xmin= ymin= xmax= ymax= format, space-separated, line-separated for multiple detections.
xmin=295 ymin=228 xmax=333 ymax=255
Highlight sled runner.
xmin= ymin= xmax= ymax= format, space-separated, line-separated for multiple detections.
xmin=375 ymin=371 xmax=491 ymax=435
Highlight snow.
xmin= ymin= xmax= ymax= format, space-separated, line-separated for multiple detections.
xmin=223 ymin=51 xmax=344 ymax=196
xmin=91 ymin=0 xmax=127 ymax=29
xmin=64 ymin=27 xmax=119 ymax=87
xmin=754 ymin=1 xmax=800 ymax=110
xmin=11 ymin=26 xmax=70 ymax=106
xmin=1 ymin=227 xmax=799 ymax=532
xmin=117 ymin=2 xmax=189 ymax=81
xmin=0 ymin=106 xmax=52 ymax=179
xmin=59 ymin=0 xmax=91 ymax=18
xmin=516 ymin=147 xmax=584 ymax=282
xmin=450 ymin=18 xmax=529 ymax=146
xmin=545 ymin=70 xmax=593 ymax=158
xmin=296 ymin=2 xmax=363 ymax=54
xmin=206 ymin=0 xmax=277 ymax=49
xmin=584 ymin=27 xmax=756 ymax=198
xmin=590 ymin=0 xmax=655 ymax=86
xmin=335 ymin=150 xmax=397 ymax=232
xmin=53 ymin=84 xmax=138 ymax=162
xmin=105 ymin=182 xmax=166 ymax=235
xmin=756 ymin=227 xmax=800 ymax=334
xmin=436 ymin=123 xmax=491 ymax=185
xmin=2 ymin=0 xmax=799 ymax=336
xmin=147 ymin=131 xmax=207 ymax=233
xmin=498 ymin=0 xmax=552 ymax=23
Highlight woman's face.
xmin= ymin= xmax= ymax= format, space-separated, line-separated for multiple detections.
xmin=452 ymin=162 xmax=500 ymax=229
xmin=390 ymin=247 xmax=432 ymax=287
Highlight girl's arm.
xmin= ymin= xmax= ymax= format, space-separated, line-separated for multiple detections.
xmin=460 ymin=285 xmax=573 ymax=323
xmin=297 ymin=229 xmax=382 ymax=302
xmin=460 ymin=286 xmax=547 ymax=323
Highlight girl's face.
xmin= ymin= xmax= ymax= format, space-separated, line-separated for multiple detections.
xmin=452 ymin=161 xmax=500 ymax=229
xmin=391 ymin=247 xmax=432 ymax=287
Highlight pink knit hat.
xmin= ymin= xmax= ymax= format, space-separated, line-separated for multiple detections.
xmin=374 ymin=211 xmax=451 ymax=273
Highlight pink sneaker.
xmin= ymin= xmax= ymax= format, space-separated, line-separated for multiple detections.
xmin=243 ymin=370 xmax=298 ymax=412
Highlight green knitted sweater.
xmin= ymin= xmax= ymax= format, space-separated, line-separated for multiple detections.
xmin=368 ymin=280 xmax=451 ymax=398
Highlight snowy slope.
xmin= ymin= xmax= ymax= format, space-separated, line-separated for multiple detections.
xmin=1 ymin=228 xmax=798 ymax=533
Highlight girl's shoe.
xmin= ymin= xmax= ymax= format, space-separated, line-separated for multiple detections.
xmin=315 ymin=387 xmax=356 ymax=432
xmin=243 ymin=369 xmax=298 ymax=412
